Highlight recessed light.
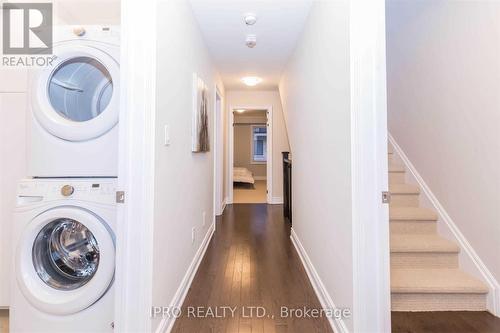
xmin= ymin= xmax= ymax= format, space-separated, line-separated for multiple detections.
xmin=241 ymin=76 xmax=262 ymax=86
xmin=235 ymin=109 xmax=246 ymax=113
xmin=244 ymin=14 xmax=257 ymax=26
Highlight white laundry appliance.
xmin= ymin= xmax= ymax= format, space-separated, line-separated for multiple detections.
xmin=11 ymin=179 xmax=116 ymax=332
xmin=27 ymin=26 xmax=120 ymax=177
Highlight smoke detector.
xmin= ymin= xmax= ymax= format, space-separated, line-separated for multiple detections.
xmin=246 ymin=34 xmax=257 ymax=48
xmin=244 ymin=14 xmax=257 ymax=26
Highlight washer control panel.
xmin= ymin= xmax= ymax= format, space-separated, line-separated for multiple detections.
xmin=17 ymin=179 xmax=117 ymax=205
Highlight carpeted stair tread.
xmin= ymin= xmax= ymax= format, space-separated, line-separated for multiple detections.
xmin=390 ymin=207 xmax=438 ymax=221
xmin=390 ymin=183 xmax=420 ymax=194
xmin=389 ymin=163 xmax=405 ymax=173
xmin=391 ymin=234 xmax=459 ymax=253
xmin=391 ymin=269 xmax=489 ymax=294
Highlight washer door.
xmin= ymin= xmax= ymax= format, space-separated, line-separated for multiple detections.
xmin=16 ymin=207 xmax=115 ymax=315
xmin=31 ymin=43 xmax=119 ymax=142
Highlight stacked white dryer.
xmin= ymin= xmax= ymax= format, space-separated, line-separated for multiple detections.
xmin=11 ymin=26 xmax=120 ymax=332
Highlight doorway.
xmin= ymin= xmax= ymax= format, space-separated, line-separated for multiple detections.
xmin=213 ymin=87 xmax=224 ymax=216
xmin=228 ymin=106 xmax=272 ymax=204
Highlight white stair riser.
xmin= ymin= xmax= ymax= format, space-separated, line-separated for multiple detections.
xmin=391 ymin=252 xmax=458 ymax=269
xmin=389 ymin=172 xmax=405 ymax=184
xmin=390 ymin=221 xmax=437 ymax=234
xmin=391 ymin=293 xmax=487 ymax=311
xmin=390 ymin=193 xmax=419 ymax=207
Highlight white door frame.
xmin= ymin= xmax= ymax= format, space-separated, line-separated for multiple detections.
xmin=350 ymin=0 xmax=391 ymax=331
xmin=114 ymin=0 xmax=156 ymax=331
xmin=227 ymin=105 xmax=273 ymax=204
xmin=213 ymin=85 xmax=224 ymax=216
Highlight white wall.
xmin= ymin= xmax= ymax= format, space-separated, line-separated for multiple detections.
xmin=0 ymin=0 xmax=120 ymax=25
xmin=0 ymin=74 xmax=27 ymax=307
xmin=152 ymin=0 xmax=223 ymax=330
xmin=386 ymin=0 xmax=500 ymax=283
xmin=225 ymin=90 xmax=289 ymax=200
xmin=0 ymin=7 xmax=28 ymax=307
xmin=54 ymin=0 xmax=120 ymax=25
xmin=279 ymin=1 xmax=353 ymax=330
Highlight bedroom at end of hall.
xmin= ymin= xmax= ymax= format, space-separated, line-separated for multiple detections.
xmin=233 ymin=109 xmax=268 ymax=204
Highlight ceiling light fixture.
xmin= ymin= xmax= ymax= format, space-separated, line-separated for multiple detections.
xmin=244 ymin=14 xmax=257 ymax=26
xmin=245 ymin=34 xmax=257 ymax=48
xmin=235 ymin=109 xmax=246 ymax=113
xmin=241 ymin=76 xmax=262 ymax=86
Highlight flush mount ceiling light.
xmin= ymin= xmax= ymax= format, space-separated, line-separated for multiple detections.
xmin=245 ymin=34 xmax=257 ymax=48
xmin=241 ymin=76 xmax=262 ymax=86
xmin=244 ymin=13 xmax=257 ymax=26
xmin=235 ymin=109 xmax=246 ymax=113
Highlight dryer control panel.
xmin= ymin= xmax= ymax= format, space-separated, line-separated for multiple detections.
xmin=17 ymin=179 xmax=117 ymax=205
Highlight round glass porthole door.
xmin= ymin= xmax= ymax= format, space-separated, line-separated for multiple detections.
xmin=30 ymin=44 xmax=120 ymax=142
xmin=48 ymin=56 xmax=113 ymax=122
xmin=32 ymin=218 xmax=100 ymax=291
xmin=16 ymin=206 xmax=115 ymax=315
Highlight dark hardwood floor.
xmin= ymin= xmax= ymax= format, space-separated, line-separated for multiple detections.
xmin=392 ymin=311 xmax=500 ymax=333
xmin=171 ymin=204 xmax=500 ymax=333
xmin=172 ymin=204 xmax=333 ymax=333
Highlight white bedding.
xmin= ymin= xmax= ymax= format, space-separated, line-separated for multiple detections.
xmin=233 ymin=167 xmax=255 ymax=184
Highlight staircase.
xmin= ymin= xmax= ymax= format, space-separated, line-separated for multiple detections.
xmin=388 ymin=146 xmax=488 ymax=311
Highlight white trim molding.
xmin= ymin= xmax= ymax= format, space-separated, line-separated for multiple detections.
xmin=213 ymin=85 xmax=224 ymax=217
xmin=349 ymin=0 xmax=392 ymax=331
xmin=221 ymin=197 xmax=228 ymax=216
xmin=228 ymin=105 xmax=273 ymax=204
xmin=115 ymin=0 xmax=157 ymax=331
xmin=389 ymin=133 xmax=500 ymax=316
xmin=290 ymin=229 xmax=349 ymax=333
xmin=157 ymin=222 xmax=216 ymax=333
xmin=270 ymin=196 xmax=284 ymax=205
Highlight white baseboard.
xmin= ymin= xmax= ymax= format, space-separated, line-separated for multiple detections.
xmin=389 ymin=133 xmax=500 ymax=317
xmin=219 ymin=197 xmax=228 ymax=216
xmin=290 ymin=229 xmax=349 ymax=333
xmin=156 ymin=222 xmax=216 ymax=332
xmin=270 ymin=196 xmax=283 ymax=205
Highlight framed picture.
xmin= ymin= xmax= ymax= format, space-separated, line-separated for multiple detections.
xmin=192 ymin=73 xmax=209 ymax=152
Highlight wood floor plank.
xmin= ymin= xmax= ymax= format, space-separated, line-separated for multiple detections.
xmin=171 ymin=204 xmax=333 ymax=333
xmin=391 ymin=311 xmax=500 ymax=333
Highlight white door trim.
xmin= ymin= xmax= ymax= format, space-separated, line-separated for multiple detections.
xmin=114 ymin=0 xmax=156 ymax=331
xmin=227 ymin=105 xmax=273 ymax=204
xmin=350 ymin=0 xmax=391 ymax=331
xmin=213 ymin=85 xmax=224 ymax=216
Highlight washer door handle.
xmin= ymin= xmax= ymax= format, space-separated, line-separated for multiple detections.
xmin=51 ymin=78 xmax=84 ymax=92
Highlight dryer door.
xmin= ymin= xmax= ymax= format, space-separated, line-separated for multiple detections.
xmin=16 ymin=207 xmax=115 ymax=315
xmin=31 ymin=43 xmax=119 ymax=141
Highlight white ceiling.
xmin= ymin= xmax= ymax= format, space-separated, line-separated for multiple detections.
xmin=189 ymin=0 xmax=312 ymax=90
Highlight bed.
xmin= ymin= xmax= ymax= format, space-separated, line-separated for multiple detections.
xmin=233 ymin=167 xmax=255 ymax=184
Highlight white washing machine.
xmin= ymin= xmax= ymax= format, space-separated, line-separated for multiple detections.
xmin=11 ymin=179 xmax=116 ymax=332
xmin=27 ymin=26 xmax=120 ymax=178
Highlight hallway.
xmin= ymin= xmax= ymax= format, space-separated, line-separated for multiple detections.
xmin=172 ymin=204 xmax=332 ymax=333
